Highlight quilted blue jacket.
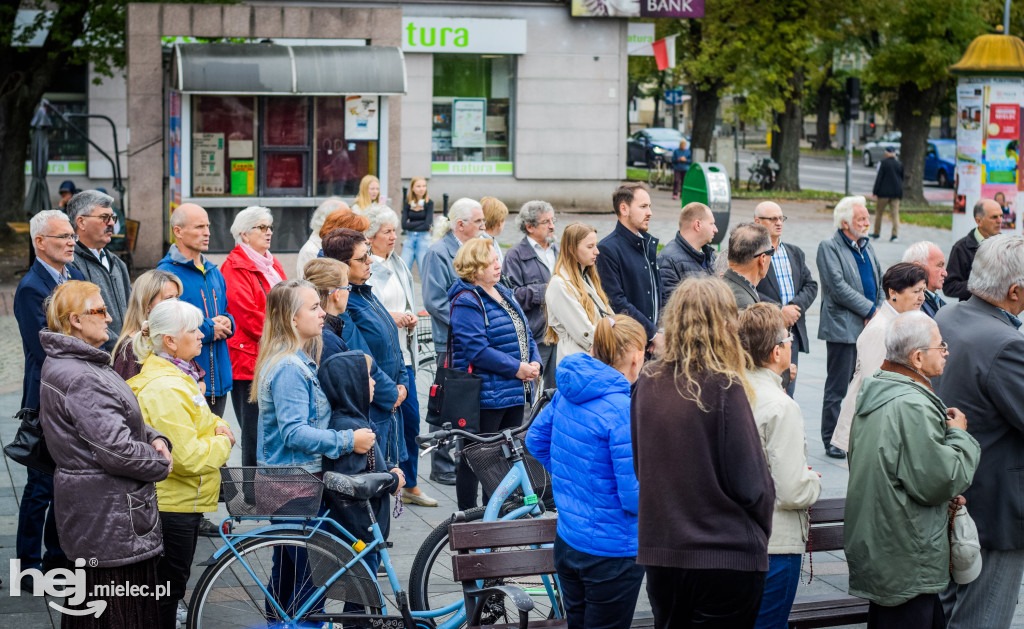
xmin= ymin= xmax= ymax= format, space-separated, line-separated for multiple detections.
xmin=448 ymin=279 xmax=541 ymax=410
xmin=525 ymin=352 xmax=639 ymax=557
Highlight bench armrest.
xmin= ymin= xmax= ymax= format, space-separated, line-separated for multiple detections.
xmin=464 ymin=584 xmax=534 ymax=629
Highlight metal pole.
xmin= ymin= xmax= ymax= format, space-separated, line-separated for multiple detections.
xmin=845 ymin=121 xmax=853 ymax=195
xmin=1005 ymin=0 xmax=1012 ymax=35
xmin=734 ymin=107 xmax=741 ymax=186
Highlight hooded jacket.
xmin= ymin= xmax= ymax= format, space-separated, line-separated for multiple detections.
xmin=448 ymin=279 xmax=542 ymax=410
xmin=845 ymin=364 xmax=980 ymax=606
xmin=69 ymin=242 xmax=131 ymax=350
xmin=319 ymin=351 xmax=400 ymax=541
xmin=129 ymin=354 xmax=233 ymax=513
xmin=157 ymin=244 xmax=235 ymax=397
xmin=221 ymin=244 xmax=287 ymax=380
xmin=525 ymin=352 xmax=639 ymax=557
xmin=38 ymin=331 xmax=170 ymax=567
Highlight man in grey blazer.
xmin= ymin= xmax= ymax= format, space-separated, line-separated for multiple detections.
xmin=934 ymin=234 xmax=1024 ymax=629
xmin=815 ymin=196 xmax=883 ymax=458
xmin=755 ymin=202 xmax=818 ymax=396
xmin=723 ymin=222 xmax=772 ymax=310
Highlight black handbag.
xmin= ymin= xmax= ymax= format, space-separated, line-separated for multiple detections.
xmin=4 ymin=408 xmax=56 ymax=475
xmin=426 ymin=291 xmax=485 ymax=432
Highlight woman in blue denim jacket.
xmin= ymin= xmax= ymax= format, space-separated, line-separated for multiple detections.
xmin=251 ymin=279 xmax=376 ymax=620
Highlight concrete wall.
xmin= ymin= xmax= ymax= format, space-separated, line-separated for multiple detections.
xmin=126 ymin=3 xmax=403 ymax=267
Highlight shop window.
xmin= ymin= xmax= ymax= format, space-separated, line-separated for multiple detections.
xmin=315 ymin=96 xmax=378 ymax=196
xmin=432 ymin=54 xmax=513 ymax=176
xmin=261 ymin=97 xmax=311 ymax=196
xmin=191 ymin=96 xmax=256 ymax=196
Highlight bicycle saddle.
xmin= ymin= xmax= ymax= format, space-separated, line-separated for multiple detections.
xmin=323 ymin=472 xmax=395 ymax=500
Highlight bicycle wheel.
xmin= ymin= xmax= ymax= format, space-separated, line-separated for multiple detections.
xmin=187 ymin=530 xmax=383 ymax=629
xmin=408 ymin=507 xmax=561 ymax=626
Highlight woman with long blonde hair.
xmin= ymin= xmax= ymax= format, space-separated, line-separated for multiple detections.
xmin=632 ymin=277 xmax=775 ymax=628
xmin=111 ymin=270 xmax=184 ymax=380
xmin=545 ymin=222 xmax=612 ymax=364
xmin=352 ymin=174 xmax=385 ymax=214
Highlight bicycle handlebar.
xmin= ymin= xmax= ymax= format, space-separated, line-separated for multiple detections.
xmin=415 ymin=388 xmax=556 ymax=446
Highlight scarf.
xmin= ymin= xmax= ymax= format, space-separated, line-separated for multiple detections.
xmin=157 ymin=352 xmax=204 ymax=384
xmin=241 ymin=243 xmax=283 ymax=287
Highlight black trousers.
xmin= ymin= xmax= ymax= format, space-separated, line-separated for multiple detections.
xmin=555 ymin=535 xmax=645 ymax=629
xmin=645 ymin=565 xmax=766 ymax=629
xmin=157 ymin=512 xmax=202 ymax=629
xmin=455 ymin=405 xmax=524 ymax=510
xmin=820 ymin=341 xmax=857 ymax=449
xmin=206 ymin=394 xmax=228 ymax=418
xmin=231 ymin=379 xmax=259 ymax=467
xmin=868 ymin=594 xmax=945 ymax=629
xmin=786 ymin=346 xmax=800 ymax=398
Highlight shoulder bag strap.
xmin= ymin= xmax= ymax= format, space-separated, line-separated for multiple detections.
xmin=447 ymin=289 xmax=488 ymax=371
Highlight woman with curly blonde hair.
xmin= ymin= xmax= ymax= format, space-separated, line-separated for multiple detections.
xmin=631 ymin=277 xmax=775 ymax=628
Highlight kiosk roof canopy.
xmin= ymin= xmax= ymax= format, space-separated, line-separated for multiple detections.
xmin=951 ymin=33 xmax=1024 ymax=76
xmin=174 ymin=43 xmax=407 ymax=95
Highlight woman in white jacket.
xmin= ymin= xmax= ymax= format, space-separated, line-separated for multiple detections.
xmin=738 ymin=304 xmax=822 ymax=629
xmin=544 ymin=222 xmax=612 ymax=365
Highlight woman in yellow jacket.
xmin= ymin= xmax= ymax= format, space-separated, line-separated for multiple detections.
xmin=129 ymin=298 xmax=234 ymax=629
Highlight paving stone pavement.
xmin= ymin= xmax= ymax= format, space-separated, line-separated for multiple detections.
xmin=0 ymin=184 xmax=1020 ymax=627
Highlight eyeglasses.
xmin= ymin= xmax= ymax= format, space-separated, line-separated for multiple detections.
xmin=918 ymin=342 xmax=949 ymax=353
xmin=349 ymin=254 xmax=371 ymax=265
xmin=85 ymin=213 xmax=117 ymax=224
xmin=537 ymin=218 xmax=556 ymax=226
xmin=251 ymin=224 xmax=273 ymax=232
xmin=757 ymin=247 xmax=776 ymax=258
xmin=329 ymin=285 xmax=353 ymax=295
xmin=758 ymin=216 xmax=788 ymax=223
xmin=80 ymin=307 xmax=108 ymax=317
xmin=776 ymin=333 xmax=794 ymax=346
xmin=41 ymin=233 xmax=79 ymax=242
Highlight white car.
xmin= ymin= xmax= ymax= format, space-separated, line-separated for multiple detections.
xmin=862 ymin=131 xmax=901 ymax=167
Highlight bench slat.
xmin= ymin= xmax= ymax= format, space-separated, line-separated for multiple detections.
xmin=807 ymin=523 xmax=844 ymax=552
xmin=449 ymin=518 xmax=557 ymax=551
xmin=452 ymin=548 xmax=555 ymax=582
xmin=807 ymin=498 xmax=845 ymax=524
xmin=788 ymin=595 xmax=868 ymax=629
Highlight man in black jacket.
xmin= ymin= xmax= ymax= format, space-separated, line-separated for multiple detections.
xmin=657 ymin=202 xmax=718 ymax=294
xmin=597 ymin=183 xmax=664 ymax=349
xmin=870 ymin=146 xmax=904 ymax=242
xmin=754 ymin=201 xmax=818 ymax=396
xmin=944 ymin=199 xmax=1003 ymax=301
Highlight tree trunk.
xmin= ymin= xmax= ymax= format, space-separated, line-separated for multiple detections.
xmin=690 ymin=80 xmax=720 ymax=160
xmin=774 ymin=70 xmax=804 ymax=191
xmin=813 ymin=70 xmax=833 ymax=150
xmin=895 ymin=80 xmax=945 ymax=205
xmin=0 ymin=74 xmax=53 ymax=235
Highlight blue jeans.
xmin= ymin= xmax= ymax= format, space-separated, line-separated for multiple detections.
xmin=16 ymin=467 xmax=64 ymax=569
xmin=401 ymin=231 xmax=430 ymax=275
xmin=754 ymin=554 xmax=803 ymax=629
xmin=398 ymin=365 xmax=421 ymax=488
xmin=554 ymin=535 xmax=645 ymax=629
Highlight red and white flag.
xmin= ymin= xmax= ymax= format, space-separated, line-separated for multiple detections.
xmin=651 ymin=35 xmax=678 ymax=71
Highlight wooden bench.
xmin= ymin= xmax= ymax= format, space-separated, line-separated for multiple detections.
xmin=449 ymin=516 xmax=565 ymax=629
xmin=788 ymin=497 xmax=869 ymax=628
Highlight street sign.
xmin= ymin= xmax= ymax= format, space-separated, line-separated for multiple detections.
xmin=665 ymin=89 xmax=684 ymax=105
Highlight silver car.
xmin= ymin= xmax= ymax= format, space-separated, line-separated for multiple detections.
xmin=862 ymin=130 xmax=901 ymax=167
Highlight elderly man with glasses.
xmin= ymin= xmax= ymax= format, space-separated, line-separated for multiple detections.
xmin=723 ymin=221 xmax=774 ymax=310
xmin=66 ymin=190 xmax=131 ymax=351
xmin=13 ymin=209 xmax=85 ymax=581
xmin=754 ymin=202 xmax=818 ymax=396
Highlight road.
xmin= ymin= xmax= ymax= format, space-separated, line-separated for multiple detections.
xmin=737 ymin=150 xmax=954 ymax=205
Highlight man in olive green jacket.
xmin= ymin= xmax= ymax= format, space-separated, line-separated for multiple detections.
xmin=845 ymin=312 xmax=980 ymax=625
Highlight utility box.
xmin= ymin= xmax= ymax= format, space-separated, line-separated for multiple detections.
xmin=681 ymin=162 xmax=731 ymax=245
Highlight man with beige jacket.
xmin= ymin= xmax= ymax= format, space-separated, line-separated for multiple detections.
xmin=738 ymin=303 xmax=822 ymax=626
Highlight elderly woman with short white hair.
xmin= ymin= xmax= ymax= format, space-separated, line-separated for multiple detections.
xmin=297 ymin=198 xmax=347 ymax=279
xmin=221 ymin=206 xmax=287 ymax=469
xmin=364 ymin=205 xmax=437 ymax=507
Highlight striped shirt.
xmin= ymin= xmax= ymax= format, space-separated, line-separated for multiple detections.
xmin=772 ymin=242 xmax=796 ymax=305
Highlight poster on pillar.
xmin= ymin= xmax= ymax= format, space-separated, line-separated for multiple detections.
xmin=954 ymin=79 xmax=1024 ymax=235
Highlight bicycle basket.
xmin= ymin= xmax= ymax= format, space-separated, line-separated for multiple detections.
xmin=220 ymin=467 xmax=324 ymax=518
xmin=461 ymin=427 xmax=552 ymax=504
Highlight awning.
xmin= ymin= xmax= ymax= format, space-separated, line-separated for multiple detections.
xmin=173 ymin=43 xmax=407 ymax=95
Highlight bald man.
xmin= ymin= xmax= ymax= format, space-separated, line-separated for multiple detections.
xmin=754 ymin=202 xmax=817 ymax=396
xmin=944 ymin=199 xmax=1004 ymax=301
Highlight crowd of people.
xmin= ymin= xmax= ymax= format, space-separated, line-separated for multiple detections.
xmin=11 ymin=175 xmax=1021 ymax=629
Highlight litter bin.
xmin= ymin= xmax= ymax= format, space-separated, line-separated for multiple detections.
xmin=681 ymin=162 xmax=731 ymax=246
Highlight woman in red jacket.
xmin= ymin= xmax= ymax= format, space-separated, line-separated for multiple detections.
xmin=221 ymin=205 xmax=286 ymax=468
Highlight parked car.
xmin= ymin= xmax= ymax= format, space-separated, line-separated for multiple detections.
xmin=627 ymin=127 xmax=687 ymax=167
xmin=862 ymin=131 xmax=901 ymax=167
xmin=924 ymin=139 xmax=955 ymax=188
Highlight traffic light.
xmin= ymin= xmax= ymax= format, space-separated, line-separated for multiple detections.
xmin=844 ymin=77 xmax=861 ymax=122
xmin=868 ymin=113 xmax=876 ymax=136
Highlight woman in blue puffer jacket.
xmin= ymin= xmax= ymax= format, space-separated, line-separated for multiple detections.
xmin=449 ymin=237 xmax=541 ymax=510
xmin=526 ymin=314 xmax=648 ymax=629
